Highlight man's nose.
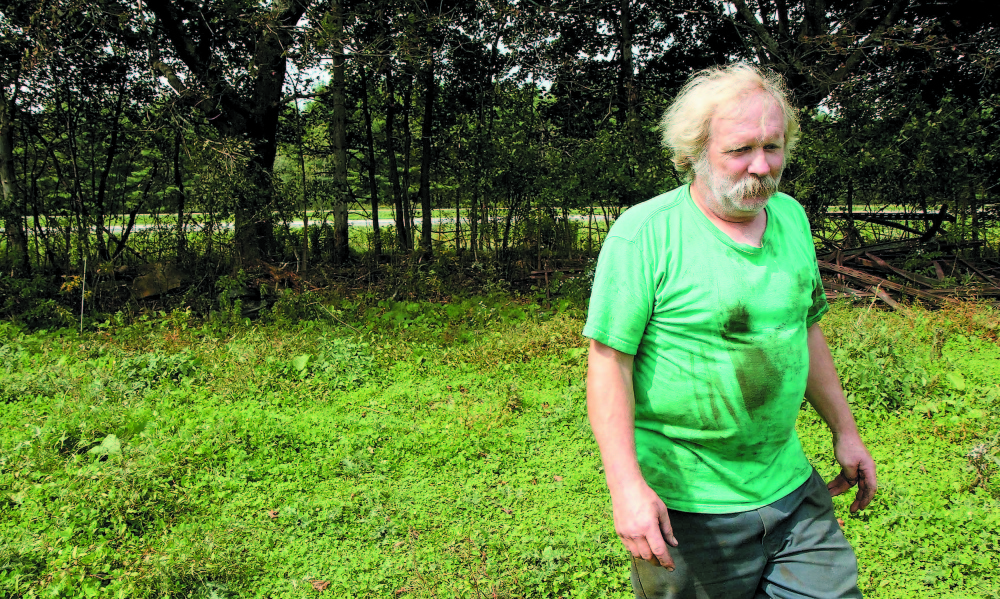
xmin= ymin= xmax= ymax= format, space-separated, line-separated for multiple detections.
xmin=747 ymin=149 xmax=770 ymax=176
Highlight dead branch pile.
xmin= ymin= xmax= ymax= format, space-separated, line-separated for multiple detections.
xmin=816 ymin=211 xmax=1000 ymax=309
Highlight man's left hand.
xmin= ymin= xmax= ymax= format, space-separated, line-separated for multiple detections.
xmin=826 ymin=431 xmax=877 ymax=513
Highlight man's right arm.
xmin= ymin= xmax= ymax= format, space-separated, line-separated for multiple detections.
xmin=587 ymin=338 xmax=678 ymax=570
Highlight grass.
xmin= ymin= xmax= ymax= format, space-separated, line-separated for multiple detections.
xmin=0 ymin=295 xmax=998 ymax=597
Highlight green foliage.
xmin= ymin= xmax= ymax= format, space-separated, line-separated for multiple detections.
xmin=830 ymin=317 xmax=934 ymax=411
xmin=788 ymin=91 xmax=1000 ymax=254
xmin=823 ymin=303 xmax=1000 ymax=422
xmin=5 ymin=0 xmax=998 ymax=279
xmin=264 ymin=289 xmax=326 ymax=326
xmin=0 ymin=297 xmax=998 ymax=597
xmin=116 ymin=350 xmax=202 ymax=391
xmin=0 ymin=276 xmax=76 ymax=329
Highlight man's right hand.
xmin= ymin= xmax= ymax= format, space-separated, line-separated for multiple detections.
xmin=611 ymin=481 xmax=679 ymax=570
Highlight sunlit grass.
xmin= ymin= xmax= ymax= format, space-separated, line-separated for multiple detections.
xmin=0 ymin=297 xmax=998 ymax=597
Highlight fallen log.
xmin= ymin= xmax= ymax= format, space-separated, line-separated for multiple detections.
xmin=864 ymin=252 xmax=940 ymax=288
xmin=870 ymin=285 xmax=905 ymax=311
xmin=955 ymin=256 xmax=1000 ymax=290
xmin=932 ymin=260 xmax=946 ymax=280
xmin=819 ymin=238 xmax=924 ymax=262
xmin=820 ymin=238 xmax=986 ymax=263
xmin=926 ymin=288 xmax=1000 ymax=297
xmin=824 ymin=210 xmax=955 ymax=223
xmin=823 ymin=280 xmax=872 ymax=299
xmin=817 ymin=261 xmax=961 ymax=306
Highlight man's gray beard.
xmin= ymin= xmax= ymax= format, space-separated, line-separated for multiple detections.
xmin=694 ymin=156 xmax=781 ymax=216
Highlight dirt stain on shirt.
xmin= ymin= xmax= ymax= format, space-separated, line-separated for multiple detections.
xmin=721 ymin=305 xmax=781 ymax=413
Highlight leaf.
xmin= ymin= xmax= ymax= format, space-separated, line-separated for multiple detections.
xmin=947 ymin=371 xmax=966 ymax=391
xmin=81 ymin=577 xmax=101 ymax=597
xmin=87 ymin=434 xmax=121 ymax=457
xmin=292 ymin=354 xmax=312 ymax=373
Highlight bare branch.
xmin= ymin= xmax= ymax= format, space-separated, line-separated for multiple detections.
xmin=149 ymin=44 xmax=188 ymax=97
xmin=831 ymin=0 xmax=910 ymax=86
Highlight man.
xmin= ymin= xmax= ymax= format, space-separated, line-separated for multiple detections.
xmin=583 ymin=62 xmax=877 ymax=599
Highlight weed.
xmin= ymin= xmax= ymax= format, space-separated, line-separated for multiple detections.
xmin=966 ymin=434 xmax=1000 ymax=493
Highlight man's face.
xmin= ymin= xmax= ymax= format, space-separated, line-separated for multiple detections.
xmin=694 ymin=92 xmax=786 ymax=218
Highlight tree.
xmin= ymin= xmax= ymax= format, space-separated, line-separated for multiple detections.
xmin=1 ymin=0 xmax=168 ymax=272
xmin=145 ymin=0 xmax=314 ymax=262
xmin=0 ymin=32 xmax=29 ymax=273
xmin=724 ymin=0 xmax=1000 ymax=109
xmin=324 ymin=0 xmax=351 ymax=264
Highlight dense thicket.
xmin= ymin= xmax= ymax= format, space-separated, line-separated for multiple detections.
xmin=0 ymin=0 xmax=997 ymax=289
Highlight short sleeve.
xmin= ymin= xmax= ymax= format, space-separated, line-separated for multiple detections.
xmin=799 ymin=205 xmax=828 ymax=327
xmin=582 ymin=235 xmax=657 ymax=355
xmin=805 ymin=259 xmax=829 ymax=327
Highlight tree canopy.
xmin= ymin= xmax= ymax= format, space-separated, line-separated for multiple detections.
xmin=0 ymin=0 xmax=997 ymax=286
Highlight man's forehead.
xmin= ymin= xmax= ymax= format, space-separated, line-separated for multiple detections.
xmin=714 ymin=92 xmax=781 ymax=120
xmin=710 ymin=93 xmax=786 ymax=139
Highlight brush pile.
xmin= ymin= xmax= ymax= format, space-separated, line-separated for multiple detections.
xmin=817 ymin=207 xmax=1000 ymax=308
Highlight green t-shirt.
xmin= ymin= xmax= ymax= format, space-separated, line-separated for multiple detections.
xmin=583 ymin=185 xmax=828 ymax=513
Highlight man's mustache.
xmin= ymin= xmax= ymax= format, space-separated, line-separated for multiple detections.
xmin=732 ymin=174 xmax=778 ymax=198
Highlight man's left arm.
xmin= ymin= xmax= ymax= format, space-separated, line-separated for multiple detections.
xmin=804 ymin=323 xmax=878 ymax=513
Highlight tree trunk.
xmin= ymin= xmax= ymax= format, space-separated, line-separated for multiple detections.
xmin=0 ymin=82 xmax=29 ymax=274
xmin=846 ymin=177 xmax=859 ymax=247
xmin=174 ymin=130 xmax=187 ymax=257
xmin=501 ymin=192 xmax=517 ymax=254
xmin=360 ymin=64 xmax=381 ymax=258
xmin=970 ymin=181 xmax=980 ymax=257
xmin=455 ymin=154 xmax=462 ymax=256
xmin=233 ymin=156 xmax=278 ymax=262
xmin=145 ymin=0 xmax=311 ymax=264
xmin=292 ymin=91 xmax=308 ymax=272
xmin=402 ymin=79 xmax=414 ymax=250
xmin=470 ymin=147 xmax=479 ymax=256
xmin=418 ymin=57 xmax=435 ymax=257
xmin=58 ymin=83 xmax=90 ymax=269
xmin=385 ymin=66 xmax=409 ymax=252
xmin=330 ymin=0 xmax=350 ymax=264
xmin=619 ymin=0 xmax=634 ymax=123
xmin=94 ymin=81 xmax=127 ymax=261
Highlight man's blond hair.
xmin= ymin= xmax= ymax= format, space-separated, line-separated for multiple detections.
xmin=660 ymin=62 xmax=800 ymax=181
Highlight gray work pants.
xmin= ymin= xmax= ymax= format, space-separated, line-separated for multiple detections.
xmin=631 ymin=470 xmax=862 ymax=599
